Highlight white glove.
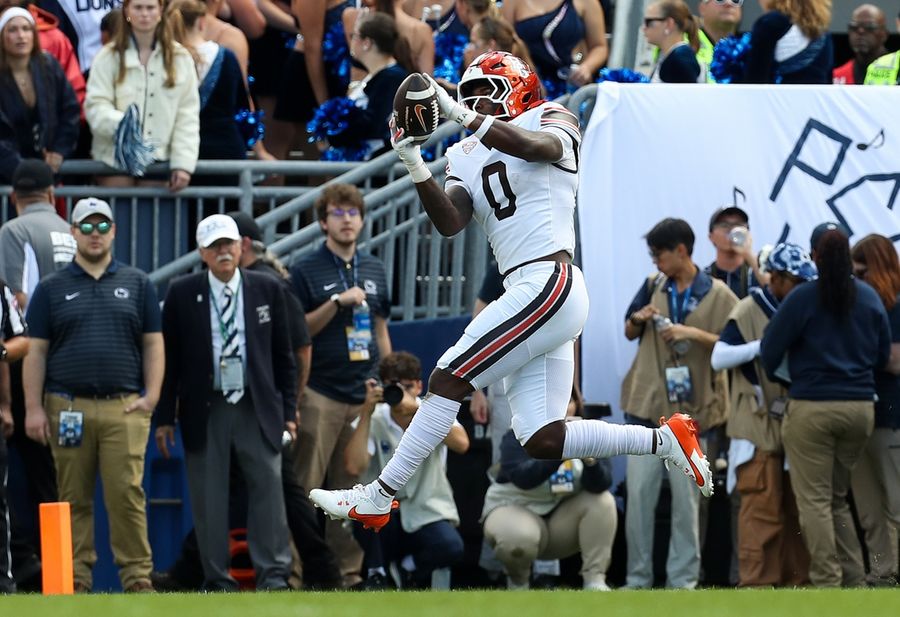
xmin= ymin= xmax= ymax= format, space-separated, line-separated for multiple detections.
xmin=390 ymin=117 xmax=431 ymax=183
xmin=423 ymin=73 xmax=477 ymax=128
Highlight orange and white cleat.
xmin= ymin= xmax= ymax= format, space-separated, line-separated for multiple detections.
xmin=657 ymin=413 xmax=714 ymax=497
xmin=309 ymin=484 xmax=399 ymax=532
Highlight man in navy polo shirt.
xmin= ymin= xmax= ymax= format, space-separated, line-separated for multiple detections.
xmin=22 ymin=197 xmax=164 ymax=593
xmin=289 ymin=183 xmax=392 ymax=587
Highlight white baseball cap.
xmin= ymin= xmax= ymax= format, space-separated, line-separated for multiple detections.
xmin=72 ymin=198 xmax=114 ymax=224
xmin=196 ymin=214 xmax=241 ymax=248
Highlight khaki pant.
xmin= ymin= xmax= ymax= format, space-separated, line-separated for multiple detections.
xmin=782 ymin=399 xmax=873 ymax=587
xmin=483 ymin=491 xmax=617 ymax=587
xmin=293 ymin=387 xmax=362 ymax=586
xmin=850 ymin=427 xmax=900 ymax=580
xmin=735 ymin=450 xmax=809 ymax=586
xmin=46 ymin=393 xmax=152 ymax=590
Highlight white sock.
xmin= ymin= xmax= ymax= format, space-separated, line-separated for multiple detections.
xmin=401 ymin=555 xmax=416 ymax=572
xmin=561 ymin=420 xmax=656 ymax=459
xmin=377 ymin=393 xmax=460 ymax=491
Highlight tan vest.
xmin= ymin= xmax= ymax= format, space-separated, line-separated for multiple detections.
xmin=620 ymin=273 xmax=737 ymax=430
xmin=723 ymin=295 xmax=786 ymax=452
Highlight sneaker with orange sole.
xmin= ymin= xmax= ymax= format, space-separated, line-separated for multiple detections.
xmin=310 ymin=484 xmax=400 ymax=532
xmin=657 ymin=413 xmax=714 ymax=497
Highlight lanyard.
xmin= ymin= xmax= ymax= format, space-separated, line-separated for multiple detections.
xmin=334 ymin=253 xmax=358 ymax=291
xmin=209 ymin=283 xmax=240 ymax=344
xmin=668 ymin=284 xmax=692 ymax=324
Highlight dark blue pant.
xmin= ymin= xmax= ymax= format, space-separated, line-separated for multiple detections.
xmin=354 ymin=512 xmax=464 ymax=585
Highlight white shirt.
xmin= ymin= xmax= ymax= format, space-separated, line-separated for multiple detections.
xmin=208 ymin=269 xmax=246 ymax=387
xmin=445 ymin=102 xmax=580 ymax=274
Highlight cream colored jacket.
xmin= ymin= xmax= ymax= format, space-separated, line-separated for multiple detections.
xmin=85 ymin=41 xmax=199 ymax=173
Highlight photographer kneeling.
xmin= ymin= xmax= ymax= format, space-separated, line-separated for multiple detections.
xmin=344 ymin=352 xmax=468 ymax=589
xmin=481 ymin=394 xmax=617 ymax=590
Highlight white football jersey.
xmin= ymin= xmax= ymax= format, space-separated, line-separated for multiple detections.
xmin=445 ymin=101 xmax=581 ymax=274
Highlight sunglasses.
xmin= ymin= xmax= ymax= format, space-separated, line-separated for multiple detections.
xmin=78 ymin=220 xmax=112 ymax=235
xmin=327 ymin=207 xmax=360 ymax=218
xmin=643 ymin=17 xmax=666 ymax=27
xmin=847 ymin=22 xmax=881 ymax=34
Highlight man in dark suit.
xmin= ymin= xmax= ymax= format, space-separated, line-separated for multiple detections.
xmin=155 ymin=214 xmax=296 ymax=591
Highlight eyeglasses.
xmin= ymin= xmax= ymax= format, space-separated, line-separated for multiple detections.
xmin=643 ymin=17 xmax=666 ymax=27
xmin=327 ymin=207 xmax=360 ymax=218
xmin=847 ymin=22 xmax=882 ymax=34
xmin=78 ymin=220 xmax=112 ymax=235
xmin=705 ymin=0 xmax=743 ymax=5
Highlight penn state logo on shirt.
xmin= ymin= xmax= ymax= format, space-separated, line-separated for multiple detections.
xmin=114 ymin=287 xmax=130 ymax=299
xmin=364 ymin=279 xmax=378 ymax=295
xmin=380 ymin=440 xmax=391 ymax=454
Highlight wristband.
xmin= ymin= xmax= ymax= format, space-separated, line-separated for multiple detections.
xmin=448 ymin=105 xmax=478 ymax=128
xmin=407 ymin=160 xmax=432 ymax=184
xmin=472 ymin=115 xmax=495 ymax=140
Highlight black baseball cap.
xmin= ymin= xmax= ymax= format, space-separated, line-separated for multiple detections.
xmin=12 ymin=159 xmax=54 ymax=192
xmin=809 ymin=221 xmax=850 ymax=251
xmin=228 ymin=211 xmax=263 ymax=242
xmin=708 ymin=206 xmax=749 ymax=232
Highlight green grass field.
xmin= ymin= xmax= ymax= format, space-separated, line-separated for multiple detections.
xmin=2 ymin=589 xmax=900 ymax=617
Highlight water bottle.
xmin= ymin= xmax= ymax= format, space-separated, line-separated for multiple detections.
xmin=652 ymin=314 xmax=691 ymax=355
xmin=728 ymin=226 xmax=749 ymax=248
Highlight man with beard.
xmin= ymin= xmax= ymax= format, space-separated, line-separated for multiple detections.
xmin=289 ymin=184 xmax=392 ymax=588
xmin=834 ymin=5 xmax=888 ymax=85
xmin=23 ymin=198 xmax=163 ymax=592
xmin=155 ymin=214 xmax=296 ymax=591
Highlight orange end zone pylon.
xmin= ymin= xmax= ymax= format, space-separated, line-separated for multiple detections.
xmin=39 ymin=502 xmax=74 ymax=595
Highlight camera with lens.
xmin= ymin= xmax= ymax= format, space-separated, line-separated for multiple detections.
xmin=378 ymin=381 xmax=405 ymax=407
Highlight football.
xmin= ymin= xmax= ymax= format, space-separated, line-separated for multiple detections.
xmin=392 ymin=73 xmax=441 ymax=145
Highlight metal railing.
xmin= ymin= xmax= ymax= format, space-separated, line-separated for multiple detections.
xmin=1 ymin=88 xmax=600 ymax=319
xmin=1 ymin=119 xmax=486 ymax=319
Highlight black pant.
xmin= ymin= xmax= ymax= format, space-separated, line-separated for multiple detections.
xmin=168 ymin=445 xmax=341 ymax=589
xmin=8 ymin=361 xmax=57 ymax=553
xmin=0 ymin=431 xmax=15 ymax=593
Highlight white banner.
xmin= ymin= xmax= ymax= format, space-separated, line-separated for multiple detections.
xmin=577 ymin=83 xmax=900 ymax=415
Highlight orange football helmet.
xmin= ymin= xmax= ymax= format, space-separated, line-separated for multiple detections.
xmin=457 ymin=51 xmax=543 ymax=120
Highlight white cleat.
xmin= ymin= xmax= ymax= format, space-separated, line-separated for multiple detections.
xmin=656 ymin=413 xmax=714 ymax=497
xmin=309 ymin=484 xmax=399 ymax=532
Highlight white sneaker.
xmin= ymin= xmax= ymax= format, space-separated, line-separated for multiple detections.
xmin=656 ymin=413 xmax=714 ymax=497
xmin=583 ymin=577 xmax=612 ymax=591
xmin=309 ymin=484 xmax=398 ymax=532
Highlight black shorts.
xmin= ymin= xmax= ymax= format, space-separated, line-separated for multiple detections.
xmin=248 ymin=27 xmax=294 ymax=99
xmin=272 ymin=50 xmax=348 ymax=124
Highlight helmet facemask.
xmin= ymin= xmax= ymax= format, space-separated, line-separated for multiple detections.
xmin=458 ymin=76 xmax=513 ymax=120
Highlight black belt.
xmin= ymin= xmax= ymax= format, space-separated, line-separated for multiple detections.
xmin=49 ymin=391 xmax=139 ymax=400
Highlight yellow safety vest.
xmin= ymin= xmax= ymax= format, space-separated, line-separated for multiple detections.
xmin=864 ymin=50 xmax=900 ymax=85
xmin=696 ymin=29 xmax=717 ymax=83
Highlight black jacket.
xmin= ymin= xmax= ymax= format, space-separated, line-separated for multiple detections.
xmin=0 ymin=52 xmax=79 ymax=182
xmin=157 ymin=269 xmax=297 ymax=452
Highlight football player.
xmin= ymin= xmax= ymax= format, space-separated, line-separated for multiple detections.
xmin=311 ymin=52 xmax=714 ymax=531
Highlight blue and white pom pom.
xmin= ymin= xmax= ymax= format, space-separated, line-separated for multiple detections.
xmin=596 ymin=68 xmax=650 ymax=84
xmin=710 ymin=33 xmax=752 ymax=84
xmin=234 ymin=109 xmax=265 ymax=148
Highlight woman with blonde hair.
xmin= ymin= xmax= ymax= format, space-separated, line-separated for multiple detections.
xmin=642 ymin=0 xmax=702 ymax=83
xmin=744 ymin=0 xmax=833 ymax=83
xmin=85 ymin=0 xmax=199 ymax=191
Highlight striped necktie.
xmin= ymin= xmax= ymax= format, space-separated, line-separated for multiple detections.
xmin=221 ymin=285 xmax=243 ymax=404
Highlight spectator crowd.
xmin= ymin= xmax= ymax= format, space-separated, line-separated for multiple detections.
xmin=0 ymin=0 xmax=899 ymax=595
